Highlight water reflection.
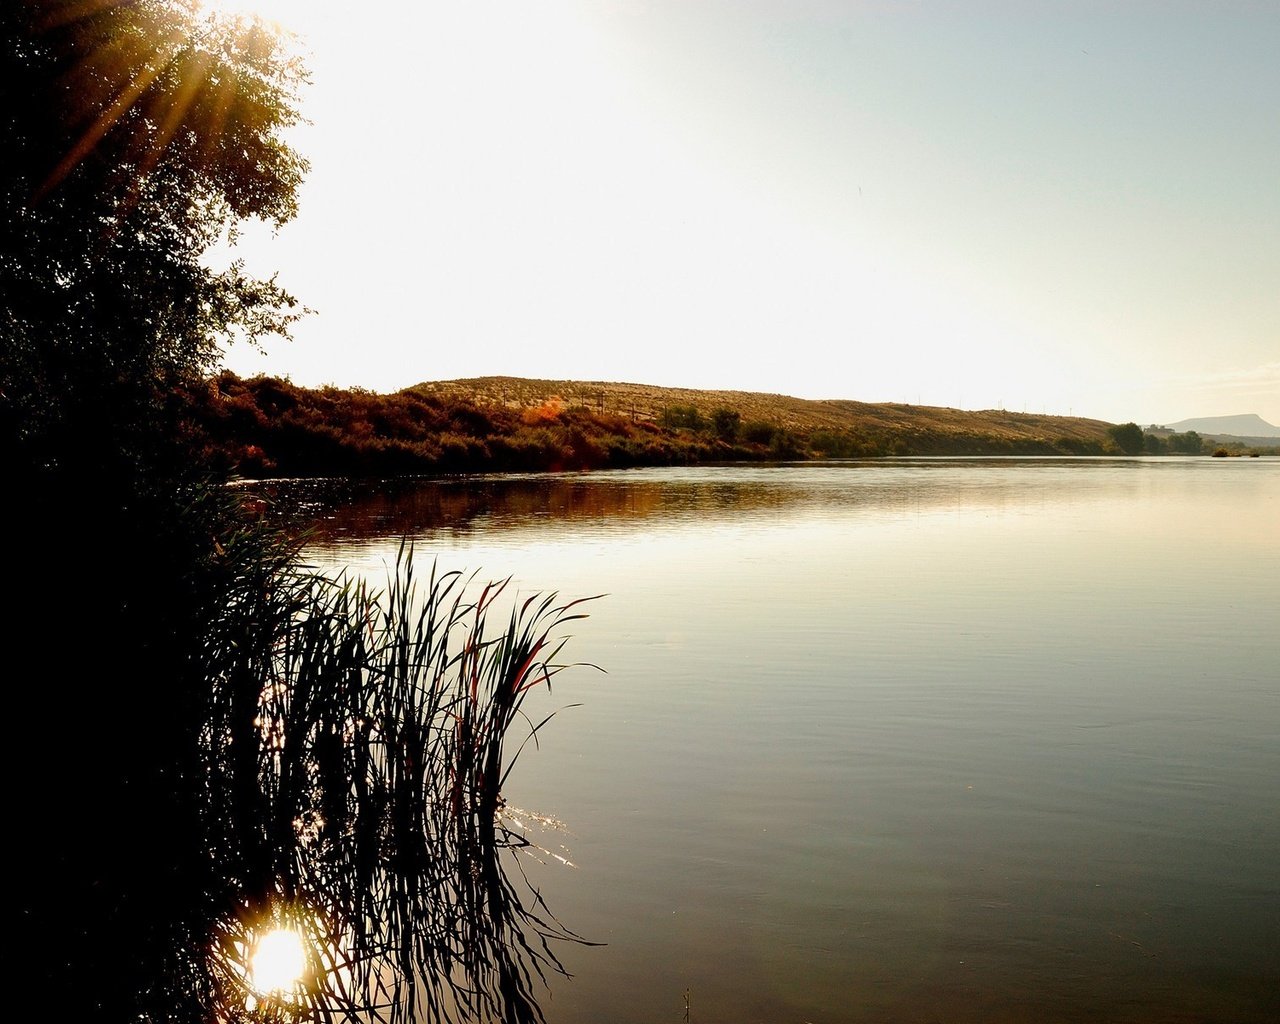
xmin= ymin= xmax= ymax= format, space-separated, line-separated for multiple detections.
xmin=259 ymin=458 xmax=1280 ymax=1024
xmin=199 ymin=556 xmax=598 ymax=1024
xmin=248 ymin=926 xmax=307 ymax=995
xmin=249 ymin=458 xmax=1189 ymax=549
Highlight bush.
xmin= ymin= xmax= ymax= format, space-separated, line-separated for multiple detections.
xmin=741 ymin=420 xmax=777 ymax=445
xmin=658 ymin=404 xmax=705 ymax=431
xmin=710 ymin=407 xmax=741 ymax=441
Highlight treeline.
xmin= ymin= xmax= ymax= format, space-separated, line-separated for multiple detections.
xmin=1108 ymin=422 xmax=1278 ymax=457
xmin=1107 ymin=422 xmax=1206 ymax=455
xmin=185 ymin=374 xmax=1125 ymax=477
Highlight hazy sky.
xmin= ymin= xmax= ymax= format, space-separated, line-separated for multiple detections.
xmin=213 ymin=0 xmax=1279 ymax=425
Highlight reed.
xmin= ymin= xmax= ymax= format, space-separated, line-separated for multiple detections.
xmin=193 ymin=539 xmax=598 ymax=1023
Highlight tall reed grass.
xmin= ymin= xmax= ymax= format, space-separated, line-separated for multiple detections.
xmin=193 ymin=539 xmax=598 ymax=1023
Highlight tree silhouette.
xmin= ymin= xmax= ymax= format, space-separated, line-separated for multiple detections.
xmin=2 ymin=0 xmax=307 ymax=482
xmin=3 ymin=3 xmax=309 ymax=1020
xmin=3 ymin=5 xmax=587 ymax=1022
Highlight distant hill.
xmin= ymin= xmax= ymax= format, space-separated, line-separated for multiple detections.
xmin=1161 ymin=413 xmax=1280 ymax=438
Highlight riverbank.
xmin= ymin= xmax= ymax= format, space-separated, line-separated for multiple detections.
xmin=184 ymin=373 xmax=1129 ymax=477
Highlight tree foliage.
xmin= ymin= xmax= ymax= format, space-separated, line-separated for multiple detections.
xmin=1 ymin=0 xmax=307 ymax=480
xmin=1106 ymin=421 xmax=1145 ymax=455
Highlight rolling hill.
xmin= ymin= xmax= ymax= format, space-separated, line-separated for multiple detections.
xmin=410 ymin=376 xmax=1114 ymax=448
xmin=188 ymin=373 xmax=1126 ymax=478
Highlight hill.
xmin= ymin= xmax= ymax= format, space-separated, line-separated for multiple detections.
xmin=411 ymin=376 xmax=1113 ymax=448
xmin=185 ymin=373 xmax=1119 ymax=478
xmin=1162 ymin=413 xmax=1280 ymax=438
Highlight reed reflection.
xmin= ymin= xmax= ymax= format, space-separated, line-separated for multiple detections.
xmin=199 ymin=548 xmax=596 ymax=1024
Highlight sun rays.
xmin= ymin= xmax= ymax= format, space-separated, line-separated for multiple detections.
xmin=31 ymin=0 xmax=304 ymax=219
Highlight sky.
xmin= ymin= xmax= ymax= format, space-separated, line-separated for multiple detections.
xmin=211 ymin=0 xmax=1279 ymax=426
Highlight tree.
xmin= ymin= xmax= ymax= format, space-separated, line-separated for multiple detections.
xmin=5 ymin=9 xmax=585 ymax=1023
xmin=2 ymin=0 xmax=307 ymax=485
xmin=1106 ymin=422 xmax=1144 ymax=455
xmin=3 ymin=4 xmax=304 ymax=1019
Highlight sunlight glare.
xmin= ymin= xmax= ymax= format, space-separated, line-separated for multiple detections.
xmin=249 ymin=927 xmax=307 ymax=995
xmin=196 ymin=0 xmax=312 ymax=32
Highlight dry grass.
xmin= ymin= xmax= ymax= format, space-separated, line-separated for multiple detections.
xmin=411 ymin=376 xmax=1112 ymax=445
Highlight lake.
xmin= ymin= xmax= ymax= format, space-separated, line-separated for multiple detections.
xmin=265 ymin=457 xmax=1279 ymax=1023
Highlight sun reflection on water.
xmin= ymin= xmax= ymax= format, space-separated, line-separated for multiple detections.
xmin=215 ymin=909 xmax=333 ymax=1020
xmin=249 ymin=927 xmax=308 ymax=996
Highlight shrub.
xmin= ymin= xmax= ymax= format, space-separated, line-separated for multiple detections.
xmin=741 ymin=420 xmax=777 ymax=445
xmin=658 ymin=404 xmax=705 ymax=431
xmin=710 ymin=407 xmax=741 ymax=442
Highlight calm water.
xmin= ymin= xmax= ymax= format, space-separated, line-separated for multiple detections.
xmin=269 ymin=458 xmax=1280 ymax=1023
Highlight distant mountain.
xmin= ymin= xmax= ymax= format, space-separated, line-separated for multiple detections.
xmin=1161 ymin=413 xmax=1280 ymax=438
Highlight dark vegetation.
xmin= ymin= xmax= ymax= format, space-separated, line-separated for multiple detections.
xmin=1142 ymin=425 xmax=1277 ymax=457
xmin=1112 ymin=421 xmax=1277 ymax=458
xmin=4 ymin=4 xmax=586 ymax=1022
xmin=184 ymin=373 xmax=1130 ymax=477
